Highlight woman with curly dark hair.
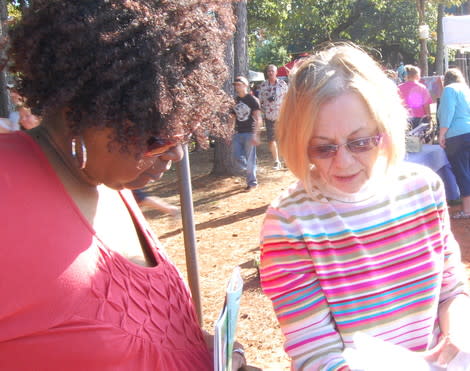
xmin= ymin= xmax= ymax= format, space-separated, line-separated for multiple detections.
xmin=0 ymin=1 xmax=245 ymax=370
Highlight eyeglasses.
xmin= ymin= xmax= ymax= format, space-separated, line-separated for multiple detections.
xmin=308 ymin=134 xmax=383 ymax=159
xmin=144 ymin=133 xmax=192 ymax=158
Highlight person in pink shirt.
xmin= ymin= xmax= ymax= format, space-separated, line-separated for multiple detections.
xmin=0 ymin=1 xmax=245 ymax=370
xmin=398 ymin=65 xmax=433 ymax=129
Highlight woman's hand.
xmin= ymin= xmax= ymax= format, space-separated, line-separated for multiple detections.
xmin=232 ymin=341 xmax=246 ymax=371
xmin=203 ymin=331 xmax=246 ymax=370
xmin=428 ymin=294 xmax=470 ymax=369
xmin=423 ymin=335 xmax=470 ymax=369
xmin=439 ymin=127 xmax=448 ymax=149
xmin=438 ymin=135 xmax=446 ymax=149
xmin=424 ymin=335 xmax=459 ymax=367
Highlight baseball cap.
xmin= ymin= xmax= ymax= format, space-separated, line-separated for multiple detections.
xmin=233 ymin=76 xmax=249 ymax=86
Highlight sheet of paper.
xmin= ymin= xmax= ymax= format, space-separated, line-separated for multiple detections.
xmin=343 ymin=332 xmax=445 ymax=371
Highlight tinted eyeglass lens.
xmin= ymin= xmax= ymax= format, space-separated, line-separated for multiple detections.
xmin=144 ymin=137 xmax=176 ymax=158
xmin=347 ymin=137 xmax=378 ymax=153
xmin=310 ymin=145 xmax=337 ymax=159
xmin=309 ymin=135 xmax=381 ymax=159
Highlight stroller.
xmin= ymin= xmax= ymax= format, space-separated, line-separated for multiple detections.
xmin=407 ymin=117 xmax=438 ymax=144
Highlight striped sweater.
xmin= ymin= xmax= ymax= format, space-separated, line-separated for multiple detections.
xmin=260 ymin=163 xmax=468 ymax=370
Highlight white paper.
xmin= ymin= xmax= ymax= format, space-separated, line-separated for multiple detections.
xmin=343 ymin=332 xmax=445 ymax=371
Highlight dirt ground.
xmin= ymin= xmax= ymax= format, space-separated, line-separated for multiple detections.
xmin=141 ymin=135 xmax=470 ymax=371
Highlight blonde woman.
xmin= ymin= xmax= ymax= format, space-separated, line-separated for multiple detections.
xmin=260 ymin=44 xmax=470 ymax=370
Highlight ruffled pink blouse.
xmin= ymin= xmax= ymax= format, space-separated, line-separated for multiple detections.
xmin=0 ymin=132 xmax=212 ymax=370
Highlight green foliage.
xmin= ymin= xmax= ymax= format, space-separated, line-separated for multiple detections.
xmin=278 ymin=0 xmax=393 ymax=53
xmin=348 ymin=0 xmax=420 ymax=63
xmin=247 ymin=0 xmax=469 ymax=72
xmin=247 ymin=0 xmax=289 ymax=37
xmin=248 ymin=37 xmax=289 ymax=71
xmin=247 ymin=0 xmax=291 ymax=70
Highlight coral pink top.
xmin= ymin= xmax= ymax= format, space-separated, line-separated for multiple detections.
xmin=0 ymin=132 xmax=211 ymax=370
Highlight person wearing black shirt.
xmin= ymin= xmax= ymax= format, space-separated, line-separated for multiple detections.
xmin=231 ymin=76 xmax=262 ymax=191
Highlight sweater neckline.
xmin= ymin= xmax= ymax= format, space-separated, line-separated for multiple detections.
xmin=309 ymin=159 xmax=391 ymax=203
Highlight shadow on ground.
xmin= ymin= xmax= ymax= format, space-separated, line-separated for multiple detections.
xmin=152 ymin=204 xmax=268 ymax=239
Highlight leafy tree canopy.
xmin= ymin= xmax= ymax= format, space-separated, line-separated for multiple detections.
xmin=248 ymin=0 xmax=467 ymax=72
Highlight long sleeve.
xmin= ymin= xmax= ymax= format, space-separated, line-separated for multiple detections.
xmin=435 ymin=183 xmax=469 ymax=303
xmin=260 ymin=207 xmax=348 ymax=370
xmin=437 ymin=86 xmax=456 ymax=129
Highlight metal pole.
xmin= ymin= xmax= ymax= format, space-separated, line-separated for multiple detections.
xmin=176 ymin=143 xmax=202 ymax=324
xmin=445 ymin=46 xmax=449 ymax=72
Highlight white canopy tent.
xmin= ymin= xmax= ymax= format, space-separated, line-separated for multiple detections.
xmin=248 ymin=70 xmax=265 ymax=82
xmin=442 ymin=15 xmax=470 ymax=71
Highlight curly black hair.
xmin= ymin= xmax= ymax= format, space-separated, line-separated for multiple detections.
xmin=8 ymin=0 xmax=234 ymax=152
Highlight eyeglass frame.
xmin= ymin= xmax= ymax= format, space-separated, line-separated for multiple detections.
xmin=144 ymin=133 xmax=192 ymax=158
xmin=308 ymin=134 xmax=383 ymax=159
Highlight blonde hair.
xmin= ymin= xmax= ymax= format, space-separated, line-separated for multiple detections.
xmin=405 ymin=65 xmax=420 ymax=80
xmin=276 ymin=43 xmax=408 ymax=192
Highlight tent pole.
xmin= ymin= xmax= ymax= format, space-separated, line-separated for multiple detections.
xmin=445 ymin=46 xmax=449 ymax=72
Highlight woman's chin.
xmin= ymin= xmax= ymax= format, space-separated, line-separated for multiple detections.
xmin=331 ymin=176 xmax=366 ymax=194
xmin=123 ymin=172 xmax=164 ymax=190
xmin=334 ymin=184 xmax=362 ymax=194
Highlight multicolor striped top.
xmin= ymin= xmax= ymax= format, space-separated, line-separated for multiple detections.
xmin=260 ymin=163 xmax=468 ymax=370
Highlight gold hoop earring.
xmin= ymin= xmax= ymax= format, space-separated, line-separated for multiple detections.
xmin=71 ymin=137 xmax=87 ymax=169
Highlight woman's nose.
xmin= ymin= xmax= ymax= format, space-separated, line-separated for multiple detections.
xmin=332 ymin=145 xmax=355 ymax=167
xmin=137 ymin=144 xmax=184 ymax=171
xmin=159 ymin=143 xmax=184 ymax=162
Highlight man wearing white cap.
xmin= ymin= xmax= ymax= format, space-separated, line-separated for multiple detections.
xmin=231 ymin=76 xmax=262 ymax=191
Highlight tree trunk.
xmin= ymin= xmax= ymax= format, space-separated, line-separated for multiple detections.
xmin=233 ymin=0 xmax=248 ymax=78
xmin=436 ymin=4 xmax=444 ymax=75
xmin=212 ymin=35 xmax=235 ymax=175
xmin=212 ymin=0 xmax=248 ymax=176
xmin=416 ymin=0 xmax=428 ymax=76
xmin=0 ymin=0 xmax=9 ymax=118
xmin=419 ymin=38 xmax=429 ymax=76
